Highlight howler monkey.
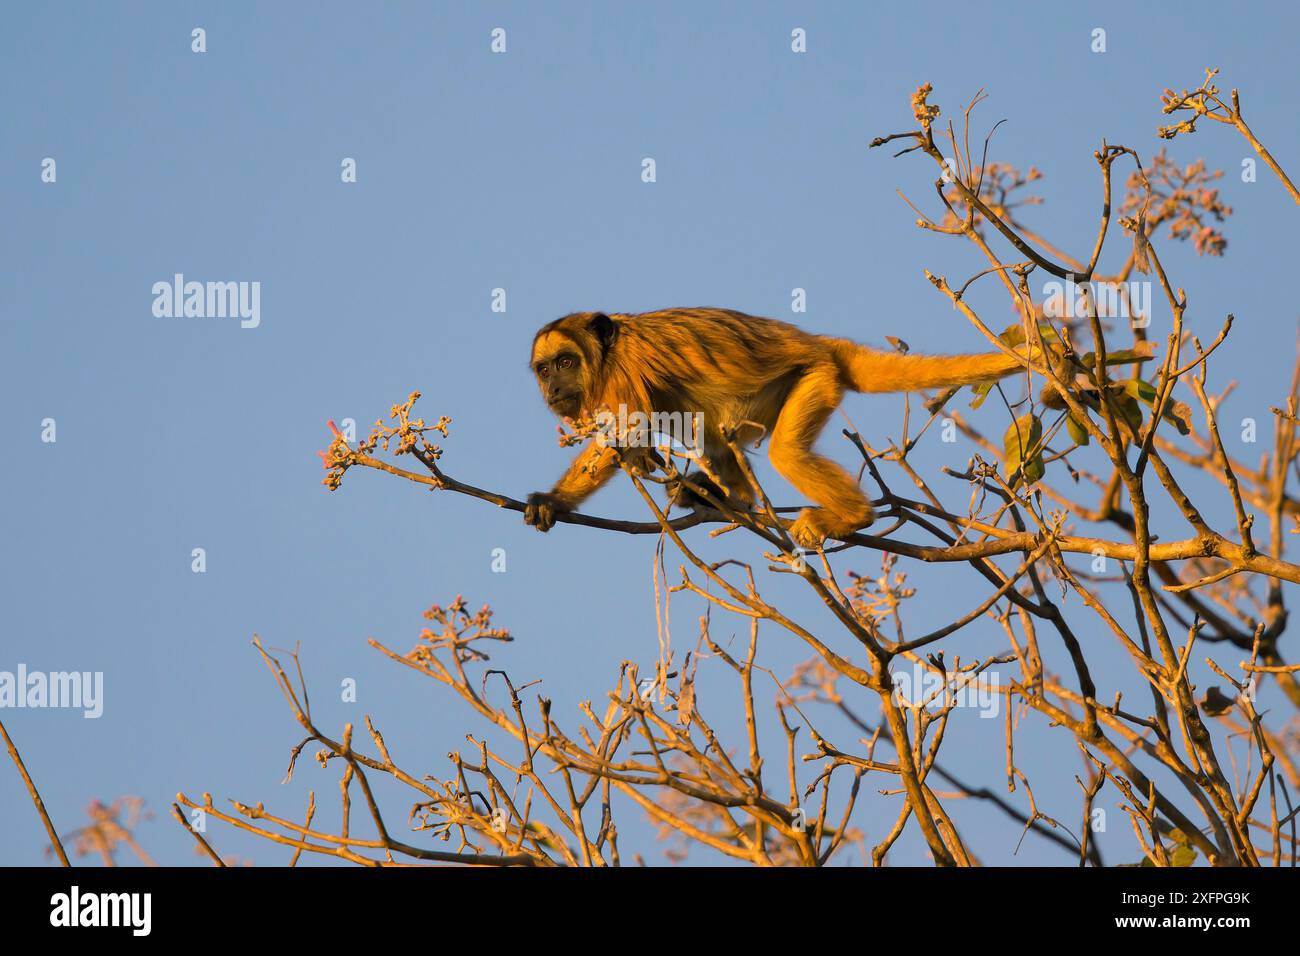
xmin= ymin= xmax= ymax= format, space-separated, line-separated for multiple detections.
xmin=524 ymin=308 xmax=1023 ymax=546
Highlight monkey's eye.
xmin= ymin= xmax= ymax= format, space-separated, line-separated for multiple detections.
xmin=536 ymin=365 xmax=550 ymax=378
xmin=558 ymin=356 xmax=575 ymax=370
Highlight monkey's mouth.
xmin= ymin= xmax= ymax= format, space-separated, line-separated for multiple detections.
xmin=548 ymin=394 xmax=582 ymax=417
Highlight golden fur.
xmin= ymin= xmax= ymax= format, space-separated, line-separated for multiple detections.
xmin=524 ymin=307 xmax=1022 ymax=546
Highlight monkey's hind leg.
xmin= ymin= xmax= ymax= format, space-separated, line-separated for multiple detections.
xmin=668 ymin=448 xmax=755 ymax=513
xmin=768 ymin=366 xmax=874 ymax=548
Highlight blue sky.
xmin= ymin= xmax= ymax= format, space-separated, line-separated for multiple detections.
xmin=3 ymin=0 xmax=1299 ymax=866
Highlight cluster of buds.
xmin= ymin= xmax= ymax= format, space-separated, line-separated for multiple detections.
xmin=845 ymin=553 xmax=916 ymax=626
xmin=1121 ymin=149 xmax=1231 ymax=257
xmin=910 ymin=82 xmax=940 ymax=131
xmin=377 ymin=391 xmax=451 ymax=457
xmin=941 ymin=162 xmax=1045 ymax=230
xmin=318 ymin=420 xmax=353 ymax=490
xmin=411 ymin=595 xmax=513 ymax=665
xmin=556 ymin=412 xmax=605 ymax=449
xmin=1157 ymin=68 xmax=1225 ymax=140
xmin=316 ymin=390 xmax=452 ymax=491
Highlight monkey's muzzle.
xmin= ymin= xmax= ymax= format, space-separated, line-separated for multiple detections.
xmin=547 ymin=395 xmax=582 ymax=418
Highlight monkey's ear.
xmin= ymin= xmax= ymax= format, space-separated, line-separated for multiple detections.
xmin=589 ymin=312 xmax=616 ymax=352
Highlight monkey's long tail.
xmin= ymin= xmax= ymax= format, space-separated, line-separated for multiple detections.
xmin=829 ymin=339 xmax=1022 ymax=394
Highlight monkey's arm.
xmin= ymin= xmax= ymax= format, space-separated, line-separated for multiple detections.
xmin=524 ymin=441 xmax=623 ymax=532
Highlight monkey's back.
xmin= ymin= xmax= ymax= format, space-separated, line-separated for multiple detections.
xmin=604 ymin=307 xmax=831 ymax=436
xmin=613 ymin=307 xmax=821 ymax=384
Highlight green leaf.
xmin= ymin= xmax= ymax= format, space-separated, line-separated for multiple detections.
xmin=1066 ymin=413 xmax=1091 ymax=446
xmin=998 ymin=322 xmax=1062 ymax=350
xmin=1003 ymin=413 xmax=1044 ymax=486
xmin=1122 ymin=829 xmax=1197 ymax=867
xmin=1124 ymin=378 xmax=1158 ymax=404
xmin=969 ymin=381 xmax=994 ymax=410
xmin=1114 ymin=393 xmax=1144 ymax=431
xmin=1123 ymin=379 xmax=1193 ymax=436
xmin=1079 ymin=341 xmax=1158 ymax=367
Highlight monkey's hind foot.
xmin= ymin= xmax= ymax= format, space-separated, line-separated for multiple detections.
xmin=786 ymin=506 xmax=875 ymax=549
xmin=667 ymin=475 xmax=728 ymax=511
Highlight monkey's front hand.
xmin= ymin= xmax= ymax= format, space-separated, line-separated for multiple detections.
xmin=524 ymin=492 xmax=570 ymax=533
xmin=620 ymin=446 xmax=665 ymax=478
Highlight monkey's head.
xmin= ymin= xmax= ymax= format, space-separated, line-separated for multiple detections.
xmin=529 ymin=311 xmax=617 ymax=419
